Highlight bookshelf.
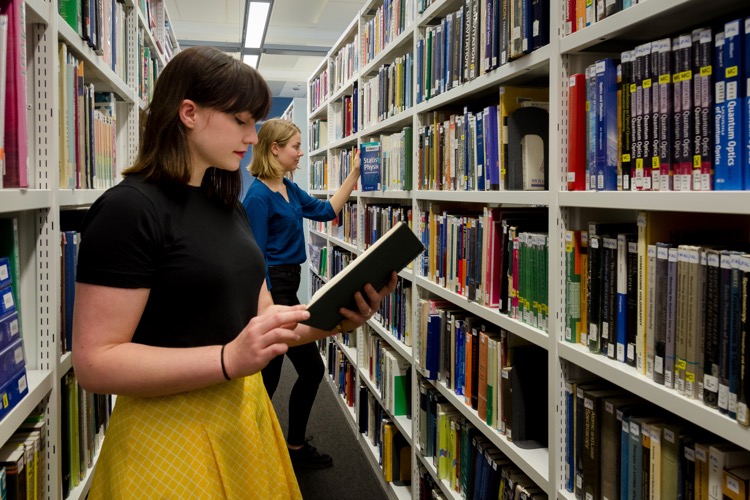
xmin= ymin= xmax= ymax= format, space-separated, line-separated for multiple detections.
xmin=0 ymin=0 xmax=178 ymax=498
xmin=280 ymin=97 xmax=312 ymax=303
xmin=308 ymin=0 xmax=750 ymax=498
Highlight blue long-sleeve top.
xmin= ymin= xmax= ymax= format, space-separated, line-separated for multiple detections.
xmin=242 ymin=177 xmax=336 ymax=281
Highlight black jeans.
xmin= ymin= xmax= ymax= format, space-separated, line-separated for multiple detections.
xmin=261 ymin=264 xmax=324 ymax=447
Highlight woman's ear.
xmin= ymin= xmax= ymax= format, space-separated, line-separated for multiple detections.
xmin=179 ymin=99 xmax=198 ymax=129
xmin=270 ymin=141 xmax=279 ymax=156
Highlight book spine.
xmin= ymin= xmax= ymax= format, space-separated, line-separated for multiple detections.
xmin=620 ymin=51 xmax=634 ymax=191
xmin=657 ymin=38 xmax=673 ymax=191
xmin=616 ymin=234 xmax=628 ymax=362
xmin=568 ymin=73 xmax=587 ymax=191
xmin=596 ymin=58 xmax=619 ymax=191
xmin=716 ymin=20 xmax=744 ymax=190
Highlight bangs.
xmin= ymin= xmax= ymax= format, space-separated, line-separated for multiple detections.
xmin=201 ymin=58 xmax=272 ymax=120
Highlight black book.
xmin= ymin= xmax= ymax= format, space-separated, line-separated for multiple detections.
xmin=510 ymin=345 xmax=547 ymax=449
xmin=302 ymin=222 xmax=424 ymax=331
xmin=703 ymin=249 xmax=721 ymax=407
xmin=625 ymin=234 xmax=639 ymax=366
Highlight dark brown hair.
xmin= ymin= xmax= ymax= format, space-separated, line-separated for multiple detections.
xmin=124 ymin=46 xmax=271 ymax=208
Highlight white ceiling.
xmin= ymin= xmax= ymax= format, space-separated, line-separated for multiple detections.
xmin=163 ymin=0 xmax=363 ymax=98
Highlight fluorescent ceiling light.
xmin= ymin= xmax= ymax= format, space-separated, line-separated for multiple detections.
xmin=244 ymin=2 xmax=271 ymax=49
xmin=243 ymin=54 xmax=259 ymax=68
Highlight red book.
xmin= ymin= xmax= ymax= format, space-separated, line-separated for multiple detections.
xmin=567 ymin=73 xmax=586 ymax=191
xmin=1 ymin=0 xmax=29 ymax=188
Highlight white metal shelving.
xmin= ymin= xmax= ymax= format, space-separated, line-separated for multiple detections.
xmin=306 ymin=0 xmax=750 ymax=498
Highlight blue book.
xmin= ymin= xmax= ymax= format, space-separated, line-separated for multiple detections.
xmin=0 ymin=311 xmax=19 ymax=354
xmin=586 ymin=65 xmax=597 ymax=190
xmin=476 ymin=112 xmax=485 ymax=190
xmin=426 ymin=314 xmax=441 ymax=380
xmin=0 ymin=285 xmax=14 ymax=317
xmin=0 ymin=368 xmax=28 ymax=423
xmin=0 ymin=337 xmax=25 ymax=384
xmin=616 ymin=234 xmax=628 ymax=362
xmin=595 ymin=58 xmax=619 ymax=191
xmin=714 ymin=32 xmax=728 ymax=187
xmin=483 ymin=105 xmax=500 ymax=190
xmin=360 ymin=142 xmax=381 ymax=191
xmin=0 ymin=257 xmax=10 ymax=290
xmin=717 ymin=20 xmax=745 ymax=189
xmin=455 ymin=319 xmax=465 ymax=396
xmin=63 ymin=231 xmax=78 ymax=351
xmin=352 ymin=83 xmax=358 ymax=134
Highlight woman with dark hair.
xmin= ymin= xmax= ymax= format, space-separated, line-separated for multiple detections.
xmin=72 ymin=47 xmax=395 ymax=498
xmin=243 ymin=118 xmax=361 ymax=469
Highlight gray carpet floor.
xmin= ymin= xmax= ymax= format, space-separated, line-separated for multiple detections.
xmin=271 ymin=357 xmax=389 ymax=500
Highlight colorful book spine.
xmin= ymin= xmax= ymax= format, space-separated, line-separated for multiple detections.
xmin=717 ymin=20 xmax=744 ymax=189
xmin=568 ymin=73 xmax=587 ymax=191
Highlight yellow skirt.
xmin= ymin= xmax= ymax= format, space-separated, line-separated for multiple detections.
xmin=88 ymin=373 xmax=302 ymax=500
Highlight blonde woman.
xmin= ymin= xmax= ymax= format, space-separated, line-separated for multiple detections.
xmin=242 ymin=118 xmax=361 ymax=468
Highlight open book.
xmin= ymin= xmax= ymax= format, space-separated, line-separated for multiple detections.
xmin=303 ymin=221 xmax=424 ymax=331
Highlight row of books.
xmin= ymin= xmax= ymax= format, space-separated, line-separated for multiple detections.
xmin=415 ymin=0 xmax=549 ymax=105
xmin=310 ymin=158 xmax=328 ymax=191
xmin=330 ymin=200 xmax=357 ymax=246
xmin=137 ymin=27 xmax=160 ymax=103
xmin=309 ymin=69 xmax=329 ymax=113
xmin=329 ymin=85 xmax=358 ymax=141
xmin=356 ymin=382 xmax=412 ymax=486
xmin=0 ymin=413 xmax=45 ymax=500
xmin=372 ymin=278 xmax=414 ymax=347
xmin=327 ymin=147 xmax=357 ymax=190
xmin=60 ymin=370 xmax=113 ymax=499
xmin=361 ymin=128 xmax=415 ymax=192
xmin=361 ymin=0 xmax=414 ymax=68
xmin=308 ymin=239 xmax=326 ymax=279
xmin=58 ymin=47 xmax=119 ymax=190
xmin=325 ymin=340 xmax=357 ymax=409
xmin=415 ymin=304 xmax=548 ymax=447
xmin=418 ymin=376 xmax=547 ymax=498
xmin=417 ymin=205 xmax=549 ymax=330
xmin=564 ymin=0 xmax=640 ymax=36
xmin=360 ymin=203 xmax=411 ymax=250
xmin=565 ymin=377 xmax=750 ymax=500
xmin=567 ymin=17 xmax=750 ymax=192
xmin=58 ymin=0 xmax=128 ymax=81
xmin=330 ymin=36 xmax=358 ymax=94
xmin=564 ymin=211 xmax=750 ymax=427
xmin=360 ymin=54 xmax=414 ymax=128
xmin=419 ymin=86 xmax=550 ymax=192
xmin=309 ymin=119 xmax=328 ymax=152
xmin=361 ymin=327 xmax=412 ymax=417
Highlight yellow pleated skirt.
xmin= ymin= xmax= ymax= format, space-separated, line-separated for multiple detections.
xmin=88 ymin=373 xmax=302 ymax=499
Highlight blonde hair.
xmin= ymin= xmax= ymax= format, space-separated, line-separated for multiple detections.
xmin=249 ymin=118 xmax=301 ymax=180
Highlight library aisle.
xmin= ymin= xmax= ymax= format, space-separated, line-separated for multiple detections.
xmin=271 ymin=357 xmax=388 ymax=500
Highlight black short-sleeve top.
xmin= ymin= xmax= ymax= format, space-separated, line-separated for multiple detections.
xmin=76 ymin=174 xmax=266 ymax=348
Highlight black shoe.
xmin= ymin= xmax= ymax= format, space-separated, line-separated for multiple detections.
xmin=288 ymin=437 xmax=333 ymax=469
